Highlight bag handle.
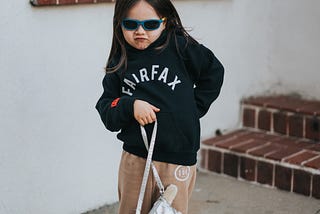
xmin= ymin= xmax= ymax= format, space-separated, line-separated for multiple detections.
xmin=136 ymin=121 xmax=164 ymax=214
xmin=140 ymin=122 xmax=165 ymax=194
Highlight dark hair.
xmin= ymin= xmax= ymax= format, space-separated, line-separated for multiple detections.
xmin=105 ymin=0 xmax=197 ymax=73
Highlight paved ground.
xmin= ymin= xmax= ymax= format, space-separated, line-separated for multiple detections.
xmin=84 ymin=171 xmax=320 ymax=214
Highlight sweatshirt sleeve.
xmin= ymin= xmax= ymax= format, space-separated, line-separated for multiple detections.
xmin=185 ymin=43 xmax=224 ymax=118
xmin=95 ymin=72 xmax=135 ymax=132
xmin=195 ymin=45 xmax=224 ymax=117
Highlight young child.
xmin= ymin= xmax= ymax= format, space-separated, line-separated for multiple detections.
xmin=95 ymin=0 xmax=224 ymax=213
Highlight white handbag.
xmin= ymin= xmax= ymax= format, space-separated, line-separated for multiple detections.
xmin=135 ymin=121 xmax=182 ymax=214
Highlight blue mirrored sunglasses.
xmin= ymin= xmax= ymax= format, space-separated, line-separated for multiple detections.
xmin=122 ymin=18 xmax=166 ymax=31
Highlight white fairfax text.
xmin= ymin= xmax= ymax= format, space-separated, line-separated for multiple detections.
xmin=122 ymin=65 xmax=181 ymax=96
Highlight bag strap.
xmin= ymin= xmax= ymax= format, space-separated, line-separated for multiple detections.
xmin=140 ymin=123 xmax=164 ymax=194
xmin=136 ymin=121 xmax=164 ymax=214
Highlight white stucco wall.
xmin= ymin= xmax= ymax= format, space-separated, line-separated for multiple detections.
xmin=0 ymin=2 xmax=120 ymax=214
xmin=0 ymin=0 xmax=319 ymax=214
xmin=177 ymin=0 xmax=320 ymax=137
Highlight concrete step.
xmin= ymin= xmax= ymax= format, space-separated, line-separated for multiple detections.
xmin=83 ymin=172 xmax=320 ymax=214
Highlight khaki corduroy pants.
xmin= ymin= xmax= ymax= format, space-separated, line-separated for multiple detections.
xmin=118 ymin=151 xmax=196 ymax=214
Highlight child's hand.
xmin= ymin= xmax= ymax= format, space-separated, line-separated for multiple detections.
xmin=133 ymin=100 xmax=160 ymax=126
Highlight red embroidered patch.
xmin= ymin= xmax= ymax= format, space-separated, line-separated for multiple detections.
xmin=111 ymin=98 xmax=120 ymax=108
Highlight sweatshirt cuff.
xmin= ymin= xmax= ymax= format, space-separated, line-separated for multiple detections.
xmin=120 ymin=96 xmax=136 ymax=118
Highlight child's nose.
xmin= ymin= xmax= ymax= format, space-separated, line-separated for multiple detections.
xmin=136 ymin=24 xmax=145 ymax=34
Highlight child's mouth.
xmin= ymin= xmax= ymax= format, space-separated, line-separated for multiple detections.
xmin=135 ymin=38 xmax=147 ymax=42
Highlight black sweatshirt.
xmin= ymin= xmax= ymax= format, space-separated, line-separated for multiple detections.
xmin=96 ymin=31 xmax=224 ymax=166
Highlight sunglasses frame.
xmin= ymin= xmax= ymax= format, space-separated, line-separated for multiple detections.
xmin=122 ymin=18 xmax=166 ymax=31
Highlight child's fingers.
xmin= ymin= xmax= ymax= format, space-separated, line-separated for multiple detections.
xmin=150 ymin=104 xmax=160 ymax=112
xmin=150 ymin=111 xmax=157 ymax=121
xmin=146 ymin=115 xmax=154 ymax=124
xmin=139 ymin=112 xmax=156 ymax=126
xmin=138 ymin=118 xmax=146 ymax=126
xmin=133 ymin=100 xmax=159 ymax=125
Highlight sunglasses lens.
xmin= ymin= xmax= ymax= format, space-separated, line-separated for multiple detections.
xmin=123 ymin=20 xmax=138 ymax=30
xmin=144 ymin=20 xmax=161 ymax=30
xmin=122 ymin=19 xmax=163 ymax=31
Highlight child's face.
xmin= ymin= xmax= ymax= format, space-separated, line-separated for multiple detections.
xmin=122 ymin=1 xmax=166 ymax=50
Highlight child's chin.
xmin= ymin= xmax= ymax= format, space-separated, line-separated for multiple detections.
xmin=134 ymin=43 xmax=150 ymax=50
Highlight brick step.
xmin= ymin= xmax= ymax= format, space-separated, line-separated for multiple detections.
xmin=200 ymin=129 xmax=320 ymax=199
xmin=242 ymin=95 xmax=320 ymax=141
